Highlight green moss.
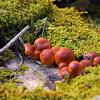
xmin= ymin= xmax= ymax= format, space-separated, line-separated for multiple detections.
xmin=0 ymin=66 xmax=100 ymax=100
xmin=0 ymin=68 xmax=15 ymax=83
xmin=0 ymin=1 xmax=100 ymax=100
xmin=55 ymin=66 xmax=100 ymax=100
xmin=0 ymin=0 xmax=49 ymax=28
xmin=20 ymin=64 xmax=29 ymax=71
xmin=0 ymin=82 xmax=29 ymax=100
xmin=0 ymin=49 xmax=15 ymax=66
xmin=0 ymin=64 xmax=29 ymax=83
xmin=18 ymin=64 xmax=29 ymax=75
xmin=0 ymin=0 xmax=50 ymax=44
xmin=45 ymin=6 xmax=100 ymax=57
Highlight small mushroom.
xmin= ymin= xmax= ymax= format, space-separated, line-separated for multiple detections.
xmin=23 ymin=43 xmax=34 ymax=57
xmin=83 ymin=52 xmax=98 ymax=60
xmin=68 ymin=61 xmax=80 ymax=77
xmin=34 ymin=38 xmax=52 ymax=51
xmin=80 ymin=59 xmax=93 ymax=69
xmin=58 ymin=62 xmax=67 ymax=70
xmin=93 ymin=56 xmax=100 ymax=66
xmin=51 ymin=47 xmax=59 ymax=55
xmin=40 ymin=49 xmax=54 ymax=66
xmin=33 ymin=49 xmax=41 ymax=60
xmin=54 ymin=47 xmax=75 ymax=65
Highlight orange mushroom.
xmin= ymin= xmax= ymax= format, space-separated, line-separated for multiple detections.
xmin=23 ymin=43 xmax=35 ymax=57
xmin=58 ymin=62 xmax=67 ymax=70
xmin=40 ymin=49 xmax=54 ymax=66
xmin=80 ymin=59 xmax=93 ymax=69
xmin=93 ymin=56 xmax=100 ymax=66
xmin=43 ymin=42 xmax=52 ymax=50
xmin=68 ymin=61 xmax=80 ymax=77
xmin=51 ymin=47 xmax=59 ymax=55
xmin=34 ymin=38 xmax=52 ymax=51
xmin=54 ymin=47 xmax=75 ymax=65
xmin=59 ymin=67 xmax=69 ymax=79
xmin=33 ymin=49 xmax=41 ymax=60
xmin=83 ymin=52 xmax=98 ymax=60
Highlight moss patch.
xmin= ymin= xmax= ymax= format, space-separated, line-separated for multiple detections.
xmin=55 ymin=66 xmax=100 ymax=100
xmin=0 ymin=49 xmax=15 ymax=66
xmin=0 ymin=66 xmax=99 ymax=100
xmin=0 ymin=1 xmax=100 ymax=100
xmin=45 ymin=6 xmax=100 ymax=57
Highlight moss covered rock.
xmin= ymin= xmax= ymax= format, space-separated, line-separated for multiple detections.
xmin=55 ymin=66 xmax=100 ymax=100
xmin=45 ymin=6 xmax=100 ymax=57
xmin=0 ymin=66 xmax=100 ymax=100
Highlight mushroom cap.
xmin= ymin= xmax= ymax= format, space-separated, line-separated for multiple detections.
xmin=33 ymin=49 xmax=41 ymax=60
xmin=58 ymin=62 xmax=67 ymax=70
xmin=34 ymin=38 xmax=52 ymax=51
xmin=83 ymin=52 xmax=98 ymax=60
xmin=93 ymin=56 xmax=100 ymax=66
xmin=23 ymin=43 xmax=34 ymax=56
xmin=80 ymin=59 xmax=93 ymax=69
xmin=51 ymin=47 xmax=59 ymax=54
xmin=68 ymin=61 xmax=80 ymax=77
xmin=40 ymin=49 xmax=54 ymax=66
xmin=54 ymin=47 xmax=75 ymax=65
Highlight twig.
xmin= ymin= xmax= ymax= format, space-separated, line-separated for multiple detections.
xmin=18 ymin=37 xmax=24 ymax=45
xmin=32 ymin=17 xmax=48 ymax=39
xmin=18 ymin=37 xmax=24 ymax=65
xmin=0 ymin=25 xmax=30 ymax=54
xmin=34 ymin=27 xmax=43 ymax=37
xmin=42 ymin=17 xmax=48 ymax=37
xmin=17 ymin=52 xmax=24 ymax=66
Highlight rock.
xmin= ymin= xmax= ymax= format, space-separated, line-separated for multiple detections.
xmin=5 ymin=58 xmax=20 ymax=71
xmin=5 ymin=57 xmax=62 ymax=90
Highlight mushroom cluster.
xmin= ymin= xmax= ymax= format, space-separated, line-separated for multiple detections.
xmin=23 ymin=38 xmax=100 ymax=79
xmin=58 ymin=52 xmax=100 ymax=79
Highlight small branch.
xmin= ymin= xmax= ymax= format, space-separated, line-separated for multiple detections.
xmin=18 ymin=37 xmax=24 ymax=45
xmin=0 ymin=25 xmax=30 ymax=54
xmin=18 ymin=37 xmax=25 ymax=65
xmin=17 ymin=52 xmax=24 ymax=66
xmin=42 ymin=17 xmax=48 ymax=37
xmin=34 ymin=27 xmax=43 ymax=37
